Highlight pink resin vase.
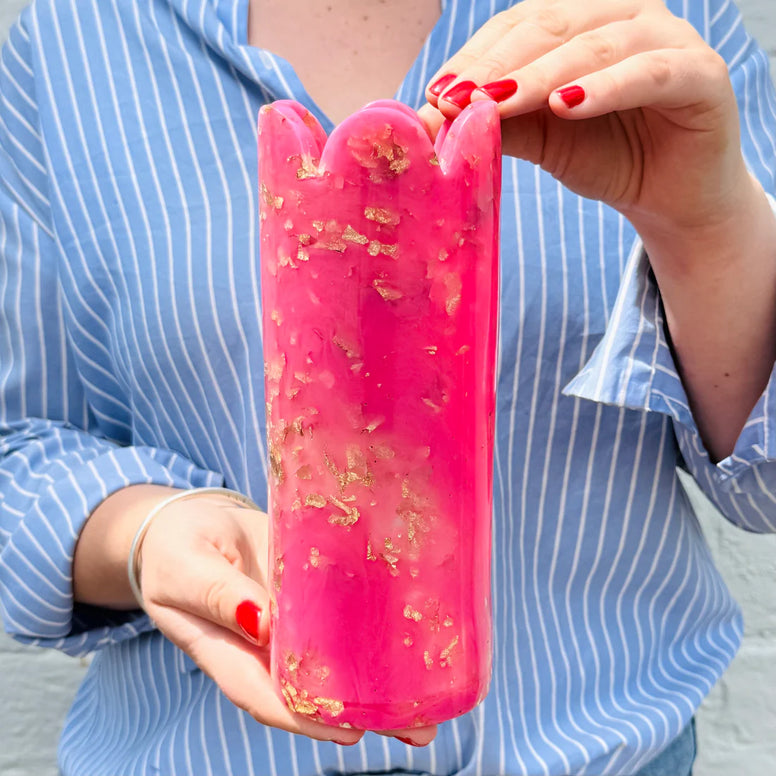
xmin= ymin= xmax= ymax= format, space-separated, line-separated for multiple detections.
xmin=258 ymin=98 xmax=501 ymax=730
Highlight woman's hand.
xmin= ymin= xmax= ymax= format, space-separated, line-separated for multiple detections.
xmin=74 ymin=485 xmax=436 ymax=747
xmin=423 ymin=0 xmax=748 ymax=235
xmin=419 ymin=0 xmax=776 ymax=462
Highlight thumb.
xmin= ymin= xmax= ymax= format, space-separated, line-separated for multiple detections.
xmin=143 ymin=542 xmax=272 ymax=648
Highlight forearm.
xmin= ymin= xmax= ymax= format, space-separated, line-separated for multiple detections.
xmin=632 ymin=173 xmax=776 ymax=463
xmin=73 ymin=484 xmax=180 ymax=610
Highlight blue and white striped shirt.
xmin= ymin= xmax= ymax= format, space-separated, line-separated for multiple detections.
xmin=2 ymin=1 xmax=776 ymax=774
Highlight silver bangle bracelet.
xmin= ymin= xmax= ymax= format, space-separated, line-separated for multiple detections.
xmin=127 ymin=486 xmax=262 ymax=609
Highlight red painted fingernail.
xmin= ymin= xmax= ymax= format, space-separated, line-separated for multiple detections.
xmin=441 ymin=80 xmax=478 ymax=109
xmin=397 ymin=736 xmax=423 ymax=747
xmin=235 ymin=600 xmax=261 ymax=643
xmin=557 ymin=84 xmax=586 ymax=109
xmin=428 ymin=73 xmax=457 ymax=97
xmin=477 ymin=78 xmax=518 ymax=102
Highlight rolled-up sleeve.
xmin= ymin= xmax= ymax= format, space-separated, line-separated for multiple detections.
xmin=563 ymin=215 xmax=776 ymax=533
xmin=565 ymin=24 xmax=776 ymax=534
xmin=0 ymin=10 xmax=222 ymax=656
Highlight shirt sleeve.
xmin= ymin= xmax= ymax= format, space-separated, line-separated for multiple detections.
xmin=563 ymin=26 xmax=776 ymax=534
xmin=0 ymin=10 xmax=223 ymax=657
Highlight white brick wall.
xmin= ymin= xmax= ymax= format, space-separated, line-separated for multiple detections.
xmin=0 ymin=1 xmax=775 ymax=774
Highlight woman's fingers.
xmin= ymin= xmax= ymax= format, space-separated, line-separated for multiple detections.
xmin=376 ymin=724 xmax=438 ymax=747
xmin=148 ymin=547 xmax=271 ymax=645
xmin=141 ymin=502 xmax=272 ymax=646
xmin=547 ymin=46 xmax=732 ymax=120
xmin=424 ymin=10 xmax=523 ymax=104
xmin=470 ymin=18 xmax=689 ymax=116
xmin=428 ymin=1 xmax=643 ymax=111
xmin=153 ymin=606 xmax=364 ymax=745
xmin=428 ymin=1 xmax=701 ymax=120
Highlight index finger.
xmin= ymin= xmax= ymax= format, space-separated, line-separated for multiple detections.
xmin=155 ymin=607 xmax=365 ymax=745
xmin=425 ymin=9 xmax=523 ymax=105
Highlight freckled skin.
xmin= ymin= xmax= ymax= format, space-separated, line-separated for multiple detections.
xmin=259 ymin=100 xmax=501 ymax=729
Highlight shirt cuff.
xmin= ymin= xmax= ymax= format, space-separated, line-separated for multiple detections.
xmin=1 ymin=444 xmax=223 ymax=657
xmin=563 ymin=194 xmax=776 ymax=484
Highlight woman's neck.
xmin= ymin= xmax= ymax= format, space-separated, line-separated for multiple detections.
xmin=248 ymin=0 xmax=442 ymax=125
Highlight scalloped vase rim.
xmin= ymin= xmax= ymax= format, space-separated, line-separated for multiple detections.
xmin=259 ymin=98 xmax=500 ymax=176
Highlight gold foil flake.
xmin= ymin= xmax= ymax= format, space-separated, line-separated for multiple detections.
xmin=273 ymin=557 xmax=285 ymax=592
xmin=285 ymin=651 xmax=300 ymax=675
xmin=364 ymin=206 xmax=400 ymax=226
xmin=342 ymin=225 xmax=369 ymax=245
xmin=366 ymin=540 xmax=377 ymax=561
xmin=313 ymin=697 xmax=344 ymax=718
xmin=260 ymin=183 xmax=284 ymax=210
xmin=309 ymin=547 xmax=320 ymax=568
xmin=284 ymin=219 xmax=294 ymax=231
xmin=423 ymin=345 xmax=438 ymax=355
xmin=401 ymin=480 xmax=413 ymax=500
xmin=280 ymin=682 xmax=318 ymax=716
xmin=301 ymin=111 xmax=319 ymax=130
xmin=295 ymin=464 xmax=313 ymax=480
xmin=369 ymin=443 xmax=395 ymax=460
xmin=327 ymin=496 xmax=360 ymax=527
xmin=423 ymin=651 xmax=434 ymax=670
xmin=443 ymin=616 xmax=454 ymax=628
xmin=321 ymin=235 xmax=347 ymax=252
xmin=291 ymin=498 xmax=302 ymax=512
xmin=429 ymin=156 xmax=440 ymax=167
xmin=305 ymin=493 xmax=327 ymax=509
xmin=297 ymin=246 xmax=310 ymax=262
xmin=438 ymin=248 xmax=449 ymax=262
xmin=271 ymin=310 xmax=283 ymax=326
xmin=265 ymin=354 xmax=286 ymax=382
xmin=279 ymin=253 xmax=297 ymax=269
xmin=324 ymin=448 xmax=373 ymax=492
xmin=444 ymin=273 xmax=462 ymax=316
xmin=298 ymin=233 xmax=313 ymax=246
xmin=397 ymin=479 xmax=432 ymax=547
xmin=346 ymin=445 xmax=366 ymax=473
xmin=390 ymin=157 xmax=410 ymax=175
xmin=346 ymin=126 xmax=411 ymax=181
xmin=403 ymin=605 xmax=423 ymax=622
xmin=362 ymin=416 xmax=384 ymax=433
xmin=456 ymin=345 xmax=470 ymax=356
xmin=332 ymin=335 xmax=360 ymax=359
xmin=398 ymin=507 xmax=430 ymax=546
xmin=373 ymin=278 xmax=403 ymax=301
xmin=295 ymin=152 xmax=320 ymax=180
xmin=422 ymin=397 xmax=442 ymax=413
xmin=379 ymin=537 xmax=400 ymax=575
xmin=269 ymin=443 xmax=284 ymax=483
xmin=404 ymin=635 xmax=414 ymax=647
xmin=379 ymin=243 xmax=398 ymax=259
xmin=294 ymin=371 xmax=313 ymax=384
xmin=312 ymin=219 xmax=326 ymax=232
xmin=439 ymin=635 xmax=460 ymax=668
xmin=367 ymin=240 xmax=398 ymax=259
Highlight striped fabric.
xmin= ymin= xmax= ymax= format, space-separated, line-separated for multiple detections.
xmin=1 ymin=0 xmax=775 ymax=774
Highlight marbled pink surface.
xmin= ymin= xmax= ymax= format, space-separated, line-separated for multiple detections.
xmin=258 ymin=99 xmax=501 ymax=729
